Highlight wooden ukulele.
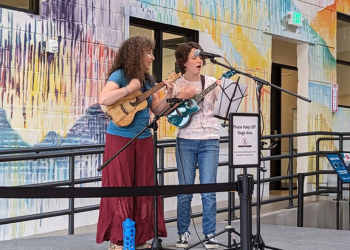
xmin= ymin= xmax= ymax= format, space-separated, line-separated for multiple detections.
xmin=104 ymin=71 xmax=182 ymax=127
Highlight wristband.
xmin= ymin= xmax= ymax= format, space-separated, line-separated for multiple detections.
xmin=124 ymin=86 xmax=129 ymax=95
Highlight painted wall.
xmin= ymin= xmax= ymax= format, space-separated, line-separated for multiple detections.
xmin=0 ymin=0 xmax=120 ymax=240
xmin=1 ymin=0 xmax=350 ymax=240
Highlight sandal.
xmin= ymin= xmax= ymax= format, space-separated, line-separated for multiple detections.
xmin=135 ymin=243 xmax=152 ymax=249
xmin=109 ymin=242 xmax=123 ymax=250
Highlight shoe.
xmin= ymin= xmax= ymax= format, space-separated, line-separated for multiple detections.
xmin=205 ymin=234 xmax=218 ymax=249
xmin=176 ymin=232 xmax=190 ymax=248
xmin=109 ymin=242 xmax=123 ymax=250
xmin=135 ymin=243 xmax=151 ymax=249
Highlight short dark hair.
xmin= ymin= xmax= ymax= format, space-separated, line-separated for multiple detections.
xmin=174 ymin=42 xmax=206 ymax=74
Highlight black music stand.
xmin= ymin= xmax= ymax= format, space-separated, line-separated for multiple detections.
xmin=214 ymin=76 xmax=247 ymax=126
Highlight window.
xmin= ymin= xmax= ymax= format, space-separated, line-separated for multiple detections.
xmin=337 ymin=13 xmax=350 ymax=107
xmin=0 ymin=0 xmax=39 ymax=14
xmin=129 ymin=17 xmax=198 ymax=82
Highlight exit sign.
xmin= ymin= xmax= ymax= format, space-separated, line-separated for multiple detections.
xmin=287 ymin=11 xmax=303 ymax=27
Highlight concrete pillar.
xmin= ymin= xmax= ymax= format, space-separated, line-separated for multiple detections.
xmin=296 ymin=43 xmax=309 ymax=191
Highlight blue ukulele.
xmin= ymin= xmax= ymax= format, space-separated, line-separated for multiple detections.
xmin=167 ymin=70 xmax=236 ymax=128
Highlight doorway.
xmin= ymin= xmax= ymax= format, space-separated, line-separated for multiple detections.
xmin=129 ymin=17 xmax=198 ymax=82
xmin=270 ymin=38 xmax=298 ymax=190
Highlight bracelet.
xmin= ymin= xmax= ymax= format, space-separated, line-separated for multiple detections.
xmin=124 ymin=86 xmax=129 ymax=95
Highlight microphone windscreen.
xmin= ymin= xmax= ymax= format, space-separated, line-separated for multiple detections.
xmin=194 ymin=49 xmax=201 ymax=57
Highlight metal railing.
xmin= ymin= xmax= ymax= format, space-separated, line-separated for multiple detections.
xmin=1 ymin=131 xmax=350 ymax=234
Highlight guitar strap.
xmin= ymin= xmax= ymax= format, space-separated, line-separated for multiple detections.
xmin=200 ymin=74 xmax=205 ymax=91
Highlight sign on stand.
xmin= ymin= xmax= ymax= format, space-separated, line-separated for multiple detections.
xmin=326 ymin=153 xmax=350 ymax=183
xmin=229 ymin=113 xmax=260 ymax=168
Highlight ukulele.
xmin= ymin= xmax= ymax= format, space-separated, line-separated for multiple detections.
xmin=166 ymin=70 xmax=236 ymax=128
xmin=105 ymin=71 xmax=182 ymax=127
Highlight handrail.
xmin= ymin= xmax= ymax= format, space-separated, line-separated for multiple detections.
xmin=1 ymin=131 xmax=349 ymax=236
xmin=0 ymin=144 xmax=105 ymax=155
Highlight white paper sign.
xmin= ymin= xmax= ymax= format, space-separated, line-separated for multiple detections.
xmin=231 ymin=114 xmax=259 ymax=166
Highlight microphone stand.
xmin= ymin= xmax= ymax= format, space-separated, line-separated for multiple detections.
xmin=210 ymin=58 xmax=311 ymax=103
xmin=98 ymin=99 xmax=184 ymax=250
xmin=150 ymin=99 xmax=184 ymax=250
xmin=210 ymin=57 xmax=311 ymax=250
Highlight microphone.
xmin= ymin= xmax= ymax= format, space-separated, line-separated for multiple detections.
xmin=166 ymin=98 xmax=189 ymax=103
xmin=194 ymin=49 xmax=221 ymax=58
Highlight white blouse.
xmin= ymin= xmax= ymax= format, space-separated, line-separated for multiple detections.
xmin=172 ymin=75 xmax=220 ymax=140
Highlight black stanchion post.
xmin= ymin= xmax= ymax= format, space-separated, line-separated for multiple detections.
xmin=237 ymin=171 xmax=253 ymax=250
xmin=337 ymin=176 xmax=340 ymax=230
xmin=297 ymin=173 xmax=304 ymax=227
xmin=228 ymin=165 xmax=233 ymax=248
xmin=339 ymin=135 xmax=344 ymax=200
xmin=316 ymin=140 xmax=320 ymax=192
xmin=287 ymin=136 xmax=295 ymax=208
xmin=231 ymin=168 xmax=236 ymax=219
xmin=69 ymin=155 xmax=75 ymax=235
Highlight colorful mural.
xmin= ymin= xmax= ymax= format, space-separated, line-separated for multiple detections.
xmin=1 ymin=0 xmax=350 ymax=240
xmin=0 ymin=0 xmax=117 ymax=239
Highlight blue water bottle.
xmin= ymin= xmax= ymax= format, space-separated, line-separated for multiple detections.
xmin=123 ymin=218 xmax=136 ymax=250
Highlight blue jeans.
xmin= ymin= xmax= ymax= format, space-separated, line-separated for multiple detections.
xmin=176 ymin=138 xmax=219 ymax=236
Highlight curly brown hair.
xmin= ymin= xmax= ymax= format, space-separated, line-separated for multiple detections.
xmin=108 ymin=35 xmax=155 ymax=84
xmin=175 ymin=42 xmax=206 ymax=75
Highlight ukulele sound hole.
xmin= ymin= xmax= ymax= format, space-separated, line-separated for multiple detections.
xmin=129 ymin=98 xmax=139 ymax=107
xmin=175 ymin=108 xmax=184 ymax=117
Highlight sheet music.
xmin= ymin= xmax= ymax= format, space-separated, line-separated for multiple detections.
xmin=213 ymin=77 xmax=247 ymax=119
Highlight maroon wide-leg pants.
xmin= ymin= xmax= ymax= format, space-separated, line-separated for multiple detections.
xmin=96 ymin=134 xmax=167 ymax=245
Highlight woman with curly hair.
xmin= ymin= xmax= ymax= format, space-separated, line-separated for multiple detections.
xmin=96 ymin=36 xmax=172 ymax=250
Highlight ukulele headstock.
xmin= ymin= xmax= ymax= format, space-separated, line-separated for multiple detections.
xmin=166 ymin=71 xmax=182 ymax=83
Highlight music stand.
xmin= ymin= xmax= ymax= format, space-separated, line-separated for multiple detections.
xmin=214 ymin=76 xmax=248 ymax=125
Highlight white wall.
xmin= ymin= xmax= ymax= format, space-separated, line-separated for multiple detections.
xmin=281 ymin=68 xmax=298 ymax=185
xmin=272 ymin=39 xmax=298 ymax=67
xmin=297 ymin=43 xmax=310 ymax=189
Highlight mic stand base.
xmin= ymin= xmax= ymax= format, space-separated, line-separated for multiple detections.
xmin=185 ymin=226 xmax=241 ymax=250
xmin=151 ymin=237 xmax=163 ymax=250
xmin=252 ymin=234 xmax=282 ymax=250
